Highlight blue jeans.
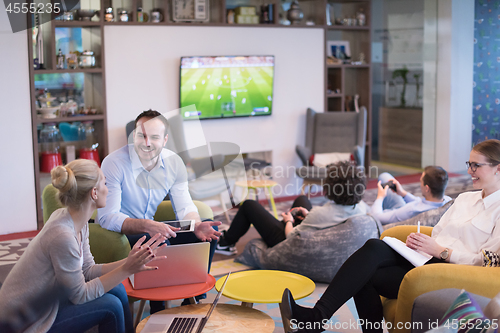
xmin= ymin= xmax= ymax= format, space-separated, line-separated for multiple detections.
xmin=48 ymin=284 xmax=133 ymax=333
xmin=378 ymin=172 xmax=406 ymax=210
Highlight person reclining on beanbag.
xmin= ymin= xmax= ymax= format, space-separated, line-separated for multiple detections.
xmin=216 ymin=161 xmax=369 ymax=255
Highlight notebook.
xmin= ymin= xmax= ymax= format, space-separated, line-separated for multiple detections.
xmin=382 ymin=236 xmax=432 ymax=267
xmin=129 ymin=242 xmax=210 ymax=289
xmin=140 ymin=272 xmax=231 ymax=333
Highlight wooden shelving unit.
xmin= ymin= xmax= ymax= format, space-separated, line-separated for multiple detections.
xmin=27 ymin=0 xmax=371 ymax=227
xmin=27 ymin=0 xmax=109 ymax=228
xmin=324 ymin=0 xmax=372 ymax=169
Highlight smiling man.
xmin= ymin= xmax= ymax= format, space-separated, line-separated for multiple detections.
xmin=96 ymin=110 xmax=221 ymax=312
xmin=98 ymin=110 xmax=220 ymax=240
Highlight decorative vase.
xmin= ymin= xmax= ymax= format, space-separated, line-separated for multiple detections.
xmin=287 ymin=1 xmax=303 ymax=25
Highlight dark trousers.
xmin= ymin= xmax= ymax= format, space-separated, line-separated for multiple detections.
xmin=314 ymin=239 xmax=446 ymax=333
xmin=126 ymin=221 xmax=218 ymax=314
xmin=223 ymin=195 xmax=313 ymax=248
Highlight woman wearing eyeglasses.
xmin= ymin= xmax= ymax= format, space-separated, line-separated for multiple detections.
xmin=280 ymin=139 xmax=500 ymax=333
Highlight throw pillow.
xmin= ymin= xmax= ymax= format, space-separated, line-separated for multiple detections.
xmin=440 ymin=290 xmax=494 ymax=333
xmin=312 ymin=152 xmax=352 ymax=168
xmin=482 ymin=250 xmax=500 ymax=267
xmin=309 ymin=154 xmax=315 ymax=166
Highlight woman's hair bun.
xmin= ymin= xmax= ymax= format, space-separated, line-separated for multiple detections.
xmin=51 ymin=165 xmax=75 ymax=192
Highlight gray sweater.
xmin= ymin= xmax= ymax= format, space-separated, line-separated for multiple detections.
xmin=0 ymin=208 xmax=104 ymax=333
xmin=287 ymin=200 xmax=370 ymax=238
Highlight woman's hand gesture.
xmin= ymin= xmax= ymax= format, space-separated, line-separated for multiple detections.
xmin=123 ymin=233 xmax=166 ymax=274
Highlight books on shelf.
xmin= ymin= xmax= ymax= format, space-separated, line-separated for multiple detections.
xmin=382 ymin=236 xmax=432 ymax=267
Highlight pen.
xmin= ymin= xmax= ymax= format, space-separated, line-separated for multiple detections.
xmin=417 ymin=221 xmax=421 ymax=233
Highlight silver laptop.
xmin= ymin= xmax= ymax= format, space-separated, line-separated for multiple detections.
xmin=141 ymin=272 xmax=231 ymax=333
xmin=129 ymin=242 xmax=210 ymax=289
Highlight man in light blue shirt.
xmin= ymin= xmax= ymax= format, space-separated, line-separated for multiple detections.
xmin=97 ymin=110 xmax=221 ymax=312
xmin=371 ymin=166 xmax=451 ymax=225
xmin=98 ymin=110 xmax=220 ymax=240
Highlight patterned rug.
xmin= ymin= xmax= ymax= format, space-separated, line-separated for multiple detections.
xmin=0 ymin=173 xmax=474 ymax=332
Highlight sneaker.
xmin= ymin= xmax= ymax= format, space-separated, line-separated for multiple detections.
xmin=215 ymin=243 xmax=237 ymax=255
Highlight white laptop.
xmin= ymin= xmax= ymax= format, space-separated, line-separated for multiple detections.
xmin=141 ymin=272 xmax=231 ymax=333
xmin=129 ymin=242 xmax=210 ymax=289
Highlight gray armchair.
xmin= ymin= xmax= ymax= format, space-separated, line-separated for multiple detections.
xmin=296 ymin=107 xmax=367 ymax=194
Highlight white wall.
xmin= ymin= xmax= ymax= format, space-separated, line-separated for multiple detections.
xmin=421 ymin=0 xmax=438 ymax=167
xmin=0 ymin=10 xmax=37 ymax=234
xmin=434 ymin=0 xmax=474 ymax=172
xmin=105 ymin=26 xmax=324 ymax=195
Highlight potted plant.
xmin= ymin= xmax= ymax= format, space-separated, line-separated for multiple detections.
xmin=392 ymin=66 xmax=409 ymax=107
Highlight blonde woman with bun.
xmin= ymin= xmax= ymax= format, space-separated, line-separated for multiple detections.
xmin=0 ymin=159 xmax=166 ymax=333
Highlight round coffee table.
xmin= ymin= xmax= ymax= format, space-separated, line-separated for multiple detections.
xmin=235 ymin=179 xmax=279 ymax=217
xmin=123 ymin=274 xmax=216 ymax=328
xmin=215 ymin=270 xmax=315 ymax=307
xmin=136 ymin=304 xmax=275 ymax=333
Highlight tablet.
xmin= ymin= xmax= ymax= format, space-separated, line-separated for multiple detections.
xmin=162 ymin=220 xmax=196 ymax=232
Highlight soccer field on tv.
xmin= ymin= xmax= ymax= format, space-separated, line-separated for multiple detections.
xmin=180 ymin=66 xmax=274 ymax=119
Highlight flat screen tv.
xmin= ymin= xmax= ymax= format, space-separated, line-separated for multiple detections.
xmin=180 ymin=55 xmax=275 ymax=120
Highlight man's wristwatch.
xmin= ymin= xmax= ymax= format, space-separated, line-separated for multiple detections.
xmin=440 ymin=248 xmax=449 ymax=260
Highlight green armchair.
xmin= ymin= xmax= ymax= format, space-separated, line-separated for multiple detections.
xmin=153 ymin=200 xmax=214 ymax=222
xmin=42 ymin=184 xmax=214 ymax=264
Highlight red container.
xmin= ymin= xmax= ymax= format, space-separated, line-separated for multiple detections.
xmin=40 ymin=152 xmax=63 ymax=173
xmin=80 ymin=148 xmax=101 ymax=166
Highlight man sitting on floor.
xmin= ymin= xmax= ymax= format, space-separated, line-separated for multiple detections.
xmin=371 ymin=166 xmax=451 ymax=225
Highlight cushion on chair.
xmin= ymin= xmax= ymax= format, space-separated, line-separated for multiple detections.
xmin=382 ymin=200 xmax=454 ymax=231
xmin=440 ymin=290 xmax=490 ymax=333
xmin=411 ymin=289 xmax=491 ymax=333
xmin=88 ymin=224 xmax=131 ymax=263
xmin=235 ymin=214 xmax=383 ymax=283
xmin=154 ymin=200 xmax=214 ymax=221
xmin=296 ymin=166 xmax=329 ymax=180
xmin=482 ymin=250 xmax=500 ymax=267
xmin=311 ymin=152 xmax=352 ymax=168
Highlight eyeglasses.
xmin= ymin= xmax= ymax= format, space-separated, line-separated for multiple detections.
xmin=465 ymin=161 xmax=496 ymax=172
